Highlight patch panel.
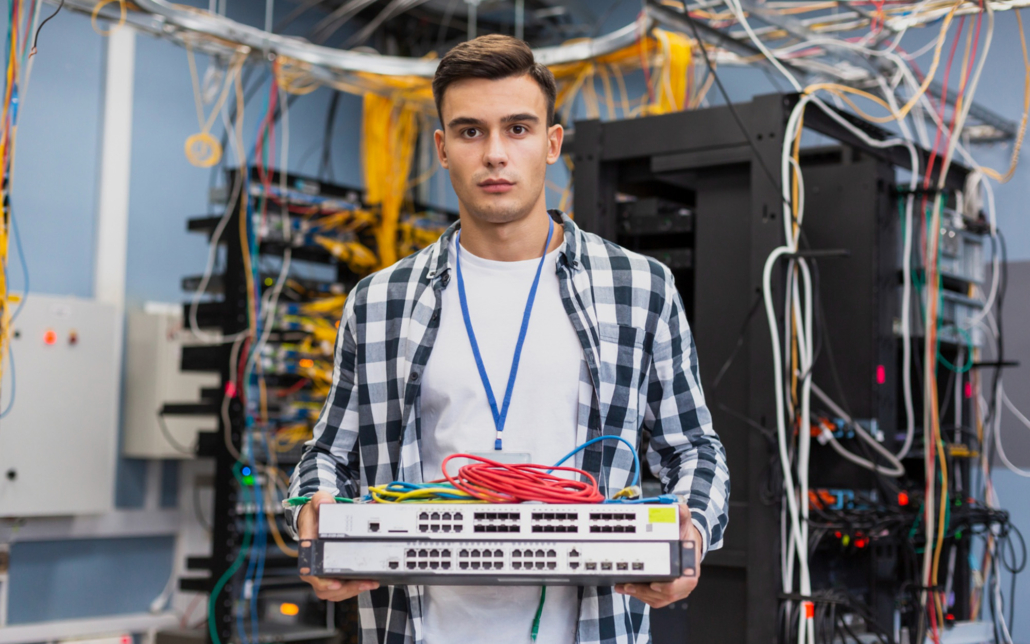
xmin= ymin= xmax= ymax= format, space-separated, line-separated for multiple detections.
xmin=318 ymin=503 xmax=681 ymax=541
xmin=299 ymin=538 xmax=696 ymax=586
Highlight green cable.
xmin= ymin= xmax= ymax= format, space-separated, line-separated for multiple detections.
xmin=530 ymin=586 xmax=546 ymax=641
xmin=283 ymin=495 xmax=354 ymax=506
xmin=209 ymin=462 xmax=254 ymax=644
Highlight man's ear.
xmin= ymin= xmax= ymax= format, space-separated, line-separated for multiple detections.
xmin=546 ymin=123 xmax=564 ymax=165
xmin=434 ymin=129 xmax=449 ymax=169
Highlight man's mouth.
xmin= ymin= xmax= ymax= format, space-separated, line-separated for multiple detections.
xmin=479 ymin=179 xmax=515 ymax=194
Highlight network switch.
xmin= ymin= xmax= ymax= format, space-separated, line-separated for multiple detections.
xmin=318 ymin=503 xmax=682 ymax=541
xmin=299 ymin=538 xmax=696 ymax=585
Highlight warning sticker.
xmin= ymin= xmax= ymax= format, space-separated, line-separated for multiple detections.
xmin=649 ymin=507 xmax=676 ymax=524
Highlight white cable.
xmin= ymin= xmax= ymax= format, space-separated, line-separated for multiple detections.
xmin=723 ymin=0 xmax=803 ymax=92
xmin=762 ymin=246 xmax=813 ymax=644
xmin=996 ymin=385 xmax=1030 ymax=478
xmin=810 ymin=383 xmax=906 ymax=477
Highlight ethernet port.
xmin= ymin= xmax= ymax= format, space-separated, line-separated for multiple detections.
xmin=494 ymin=549 xmax=503 ymax=558
xmin=585 ymin=562 xmax=597 ymax=570
xmin=569 ymin=562 xmax=580 ymax=570
xmin=454 ymin=512 xmax=463 ymax=521
xmin=430 ymin=549 xmax=439 ymax=558
xmin=407 ymin=549 xmax=417 ymax=557
xmin=601 ymin=562 xmax=612 ymax=571
xmin=547 ymin=562 xmax=557 ymax=570
xmin=460 ymin=561 xmax=469 ymax=570
xmin=632 ymin=562 xmax=644 ymax=571
xmin=407 ymin=561 xmax=417 ymax=570
xmin=418 ymin=561 xmax=428 ymax=569
xmin=512 ymin=549 xmax=522 ymax=557
xmin=512 ymin=562 xmax=522 ymax=570
xmin=389 ymin=561 xmax=399 ymax=570
xmin=547 ymin=550 xmax=556 ymax=558
xmin=616 ymin=562 xmax=628 ymax=571
xmin=442 ymin=512 xmax=452 ymax=520
xmin=535 ymin=550 xmax=545 ymax=558
xmin=442 ymin=525 xmax=452 ymax=532
xmin=419 ymin=525 xmax=429 ymax=532
xmin=442 ymin=550 xmax=452 ymax=558
xmin=419 ymin=512 xmax=429 ymax=521
xmin=535 ymin=561 xmax=545 ymax=570
xmin=369 ymin=522 xmax=380 ymax=533
xmin=430 ymin=561 xmax=440 ymax=570
xmin=471 ymin=561 xmax=481 ymax=570
xmin=430 ymin=512 xmax=440 ymax=521
xmin=460 ymin=549 xmax=469 ymax=558
xmin=471 ymin=549 xmax=481 ymax=558
xmin=569 ymin=549 xmax=580 ymax=558
xmin=419 ymin=549 xmax=428 ymax=558
xmin=442 ymin=562 xmax=451 ymax=570
xmin=431 ymin=525 xmax=440 ymax=532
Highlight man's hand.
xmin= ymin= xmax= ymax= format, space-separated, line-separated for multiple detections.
xmin=615 ymin=504 xmax=700 ymax=609
xmin=298 ymin=491 xmax=380 ymax=601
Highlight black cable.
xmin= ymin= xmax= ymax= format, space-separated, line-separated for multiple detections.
xmin=711 ymin=290 xmax=763 ymax=390
xmin=30 ymin=0 xmax=64 ymax=56
xmin=319 ymin=91 xmax=342 ymax=182
xmin=674 ymin=3 xmax=792 ymax=215
xmin=193 ymin=478 xmax=213 ymax=533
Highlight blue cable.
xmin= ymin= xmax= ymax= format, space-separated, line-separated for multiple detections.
xmin=9 ymin=207 xmax=28 ymax=322
xmin=0 ymin=344 xmax=14 ymax=419
xmin=549 ymin=435 xmax=642 ymax=489
xmin=249 ymin=431 xmax=266 ymax=644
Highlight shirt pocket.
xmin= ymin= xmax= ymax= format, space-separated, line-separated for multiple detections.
xmin=595 ymin=322 xmax=650 ymax=429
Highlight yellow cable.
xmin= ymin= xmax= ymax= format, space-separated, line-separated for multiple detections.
xmin=981 ymin=10 xmax=1029 ymax=183
xmin=91 ymin=0 xmax=126 ymax=36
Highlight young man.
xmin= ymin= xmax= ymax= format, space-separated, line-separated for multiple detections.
xmin=289 ymin=34 xmax=729 ymax=644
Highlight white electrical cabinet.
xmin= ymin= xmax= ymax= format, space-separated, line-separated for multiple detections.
xmin=0 ymin=295 xmax=119 ymax=517
xmin=122 ymin=304 xmax=219 ymax=459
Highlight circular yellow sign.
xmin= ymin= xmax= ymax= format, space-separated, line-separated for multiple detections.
xmin=184 ymin=132 xmax=223 ymax=168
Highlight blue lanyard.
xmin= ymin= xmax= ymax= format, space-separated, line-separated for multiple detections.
xmin=454 ymin=217 xmax=555 ymax=451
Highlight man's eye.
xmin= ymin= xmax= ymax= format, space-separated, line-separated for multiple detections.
xmin=512 ymin=125 xmax=527 ymax=135
xmin=463 ymin=128 xmax=479 ymax=138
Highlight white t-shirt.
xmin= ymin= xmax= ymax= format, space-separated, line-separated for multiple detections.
xmin=420 ymin=234 xmax=585 ymax=644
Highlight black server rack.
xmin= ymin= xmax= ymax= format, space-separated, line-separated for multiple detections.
xmin=572 ymin=93 xmax=977 ymax=644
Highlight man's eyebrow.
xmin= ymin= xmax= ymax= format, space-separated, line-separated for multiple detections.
xmin=446 ymin=116 xmax=485 ymax=128
xmin=501 ymin=113 xmax=539 ymax=124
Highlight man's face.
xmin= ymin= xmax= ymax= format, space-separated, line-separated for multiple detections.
xmin=434 ymin=74 xmax=563 ymax=225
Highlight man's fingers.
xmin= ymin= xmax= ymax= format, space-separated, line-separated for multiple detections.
xmin=301 ymin=576 xmax=379 ymax=600
xmin=617 ymin=576 xmax=697 ymax=609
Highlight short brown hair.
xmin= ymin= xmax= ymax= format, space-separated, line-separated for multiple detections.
xmin=432 ymin=34 xmax=558 ymax=127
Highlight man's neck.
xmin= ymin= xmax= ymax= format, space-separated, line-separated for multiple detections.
xmin=457 ymin=208 xmax=563 ymax=262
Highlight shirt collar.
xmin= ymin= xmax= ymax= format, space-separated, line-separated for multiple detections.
xmin=427 ymin=209 xmax=582 ymax=282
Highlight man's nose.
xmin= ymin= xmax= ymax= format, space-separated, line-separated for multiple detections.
xmin=483 ymin=130 xmax=508 ymax=167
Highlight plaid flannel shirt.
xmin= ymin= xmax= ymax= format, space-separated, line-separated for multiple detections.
xmin=288 ymin=211 xmax=730 ymax=644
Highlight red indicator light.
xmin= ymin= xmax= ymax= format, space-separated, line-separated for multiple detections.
xmin=805 ymin=602 xmax=814 ymax=618
xmin=43 ymin=329 xmax=57 ymax=345
xmin=965 ymin=382 xmax=973 ymax=398
xmin=898 ymin=492 xmax=909 ymax=506
xmin=876 ymin=364 xmax=886 ymax=385
xmin=225 ymin=382 xmax=237 ymax=398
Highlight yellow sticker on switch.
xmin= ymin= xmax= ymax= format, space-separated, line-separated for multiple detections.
xmin=649 ymin=507 xmax=676 ymax=523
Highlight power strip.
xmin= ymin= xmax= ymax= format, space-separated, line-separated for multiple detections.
xmin=299 ymin=538 xmax=696 ymax=585
xmin=318 ymin=503 xmax=681 ymax=541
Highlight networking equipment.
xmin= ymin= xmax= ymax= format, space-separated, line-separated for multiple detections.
xmin=303 ymin=502 xmax=695 ymax=585
xmin=317 ymin=502 xmax=683 ymax=541
xmin=299 ymin=538 xmax=695 ymax=586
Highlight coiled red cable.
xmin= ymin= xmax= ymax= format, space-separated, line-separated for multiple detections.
xmin=440 ymin=453 xmax=604 ymax=504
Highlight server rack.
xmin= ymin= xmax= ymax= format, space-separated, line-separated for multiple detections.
xmin=572 ymin=93 xmax=977 ymax=644
xmin=176 ymin=167 xmax=454 ymax=644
